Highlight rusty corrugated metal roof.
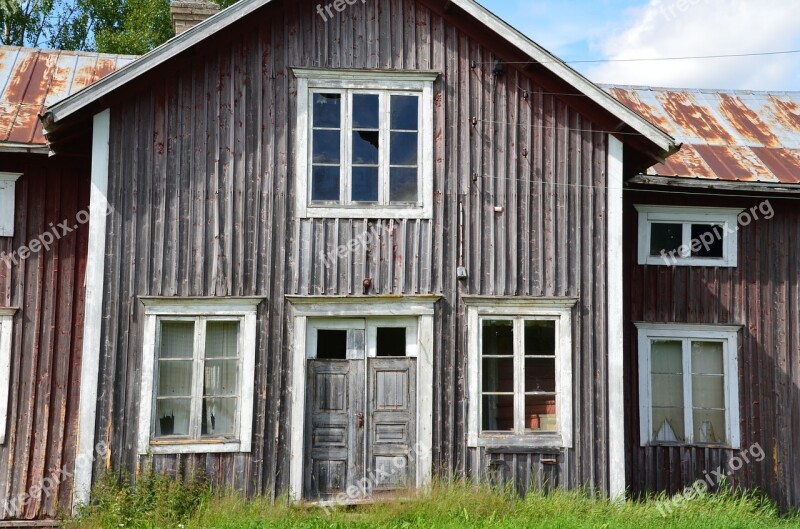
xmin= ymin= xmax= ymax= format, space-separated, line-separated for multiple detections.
xmin=605 ymin=85 xmax=800 ymax=184
xmin=0 ymin=46 xmax=136 ymax=147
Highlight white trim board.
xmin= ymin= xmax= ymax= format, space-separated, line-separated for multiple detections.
xmin=607 ymin=135 xmax=625 ymax=500
xmin=0 ymin=172 xmax=23 ymax=237
xmin=73 ymin=110 xmax=110 ymax=510
xmin=287 ymin=297 xmax=437 ymax=501
xmin=0 ymin=307 xmax=18 ymax=445
xmin=42 ymin=0 xmax=676 ymax=160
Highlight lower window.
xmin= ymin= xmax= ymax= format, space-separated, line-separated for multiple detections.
xmin=465 ymin=298 xmax=576 ymax=448
xmin=138 ymin=298 xmax=262 ymax=454
xmin=0 ymin=307 xmax=16 ymax=445
xmin=637 ymin=323 xmax=740 ymax=448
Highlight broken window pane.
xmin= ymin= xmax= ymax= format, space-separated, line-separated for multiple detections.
xmin=352 ymin=130 xmax=380 ymax=164
xmin=317 ymin=329 xmax=347 ymax=359
xmin=376 ymin=327 xmax=407 ymax=357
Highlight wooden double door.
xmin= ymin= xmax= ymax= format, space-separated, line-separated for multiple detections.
xmin=304 ymin=322 xmax=417 ymax=501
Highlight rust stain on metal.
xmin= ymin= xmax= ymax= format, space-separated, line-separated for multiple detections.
xmin=651 ymin=144 xmax=715 ymax=179
xmin=717 ymin=94 xmax=781 ymax=148
xmin=752 ymin=147 xmax=800 ymax=184
xmin=693 ymin=145 xmax=755 ymax=181
xmin=656 ymin=90 xmax=737 ymax=146
xmin=608 ymin=87 xmax=675 ymax=135
xmin=0 ymin=46 xmax=134 ymax=146
xmin=767 ymin=96 xmax=800 ymax=135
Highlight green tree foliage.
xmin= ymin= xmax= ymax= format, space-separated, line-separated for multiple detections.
xmin=0 ymin=0 xmax=236 ymax=54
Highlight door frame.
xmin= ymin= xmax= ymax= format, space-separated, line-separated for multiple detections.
xmin=287 ymin=296 xmax=439 ymax=502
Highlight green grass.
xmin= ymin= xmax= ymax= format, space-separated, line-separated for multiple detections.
xmin=67 ymin=474 xmax=800 ymax=529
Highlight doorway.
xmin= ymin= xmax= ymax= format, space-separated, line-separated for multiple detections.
xmin=304 ymin=318 xmax=418 ymax=501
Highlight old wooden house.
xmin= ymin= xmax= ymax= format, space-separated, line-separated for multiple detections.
xmin=0 ymin=47 xmax=132 ymax=523
xmin=31 ymin=0 xmax=678 ymax=514
xmin=607 ymin=85 xmax=800 ymax=510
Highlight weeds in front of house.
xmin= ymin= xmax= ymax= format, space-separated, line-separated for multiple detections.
xmin=68 ymin=473 xmax=798 ymax=528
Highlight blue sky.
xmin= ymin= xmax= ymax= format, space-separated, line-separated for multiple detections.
xmin=479 ymin=0 xmax=800 ymax=91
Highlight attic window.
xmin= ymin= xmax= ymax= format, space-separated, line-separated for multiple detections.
xmin=293 ymin=69 xmax=437 ymax=219
xmin=0 ymin=173 xmax=22 ymax=237
xmin=635 ymin=205 xmax=742 ymax=267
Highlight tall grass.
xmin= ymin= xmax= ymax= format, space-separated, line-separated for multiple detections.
xmin=68 ymin=474 xmax=797 ymax=529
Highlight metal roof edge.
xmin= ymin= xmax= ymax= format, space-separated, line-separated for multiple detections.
xmin=452 ymin=0 xmax=676 ymax=155
xmin=628 ymin=174 xmax=800 ymax=194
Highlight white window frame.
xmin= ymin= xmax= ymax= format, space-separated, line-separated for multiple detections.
xmin=137 ymin=297 xmax=263 ymax=455
xmin=636 ymin=323 xmax=741 ymax=448
xmin=293 ymin=68 xmax=438 ymax=219
xmin=635 ymin=205 xmax=742 ymax=267
xmin=0 ymin=307 xmax=17 ymax=444
xmin=0 ymin=173 xmax=22 ymax=237
xmin=465 ymin=297 xmax=577 ymax=449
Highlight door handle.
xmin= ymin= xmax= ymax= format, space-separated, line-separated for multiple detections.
xmin=357 ymin=413 xmax=364 ymax=429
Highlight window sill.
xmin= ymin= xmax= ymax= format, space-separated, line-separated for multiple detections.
xmin=641 ymin=257 xmax=736 ymax=268
xmin=643 ymin=441 xmax=736 ymax=450
xmin=143 ymin=440 xmax=246 ymax=455
xmin=473 ymin=433 xmax=566 ymax=450
xmin=302 ymin=205 xmax=432 ymax=220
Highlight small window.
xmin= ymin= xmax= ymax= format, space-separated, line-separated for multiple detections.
xmin=294 ymin=69 xmax=437 ymax=219
xmin=635 ymin=205 xmax=742 ymax=267
xmin=637 ymin=324 xmax=740 ymax=448
xmin=138 ymin=298 xmax=261 ymax=454
xmin=0 ymin=173 xmax=22 ymax=237
xmin=316 ymin=329 xmax=348 ymax=359
xmin=465 ymin=298 xmax=576 ymax=448
xmin=0 ymin=307 xmax=16 ymax=445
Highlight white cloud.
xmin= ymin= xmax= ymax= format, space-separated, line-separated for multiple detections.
xmin=587 ymin=0 xmax=800 ymax=90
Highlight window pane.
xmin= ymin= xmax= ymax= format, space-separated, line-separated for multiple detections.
xmin=155 ymin=398 xmax=190 ymax=437
xmin=693 ymin=408 xmax=726 ymax=444
xmin=389 ymin=168 xmax=418 ymax=203
xmin=692 ymin=374 xmax=724 ymax=410
xmin=482 ymin=395 xmax=514 ymax=432
xmin=352 ymin=167 xmax=379 ymax=202
xmin=651 ymin=340 xmax=684 ymax=442
xmin=312 ymin=130 xmax=341 ymax=164
xmin=652 ymin=406 xmax=685 ymax=442
xmin=317 ymin=329 xmax=347 ymax=359
xmin=160 ymin=321 xmax=195 ymax=359
xmin=691 ymin=224 xmax=724 ymax=258
xmin=206 ymin=321 xmax=239 ymax=359
xmin=482 ymin=320 xmax=513 ymax=356
xmin=202 ymin=397 xmax=237 ymax=436
xmin=650 ymin=222 xmax=682 ymax=256
xmin=353 ymin=94 xmax=379 ymax=129
xmin=376 ymin=327 xmax=407 ymax=357
xmin=391 ymin=95 xmax=419 ymax=130
xmin=525 ymin=395 xmax=557 ymax=432
xmin=651 ymin=340 xmax=682 ymax=373
xmin=313 ymin=93 xmax=341 ymax=128
xmin=204 ymin=359 xmax=238 ymax=396
xmin=390 ymin=131 xmax=418 ymax=165
xmin=524 ymin=358 xmax=555 ymax=392
xmin=524 ymin=320 xmax=555 ymax=356
xmin=692 ymin=341 xmax=724 ymax=375
xmin=158 ymin=360 xmax=193 ymax=397
xmin=352 ymin=130 xmax=380 ymax=164
xmin=311 ymin=166 xmax=340 ymax=201
xmin=482 ymin=357 xmax=514 ymax=393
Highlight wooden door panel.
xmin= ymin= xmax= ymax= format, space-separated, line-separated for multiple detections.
xmin=368 ymin=358 xmax=416 ymax=493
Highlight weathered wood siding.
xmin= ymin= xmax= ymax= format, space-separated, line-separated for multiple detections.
xmin=624 ymin=191 xmax=800 ymax=509
xmin=95 ymin=0 xmax=612 ymax=498
xmin=0 ymin=154 xmax=89 ymax=520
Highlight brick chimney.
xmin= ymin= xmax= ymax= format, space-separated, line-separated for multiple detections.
xmin=170 ymin=1 xmax=220 ymax=35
